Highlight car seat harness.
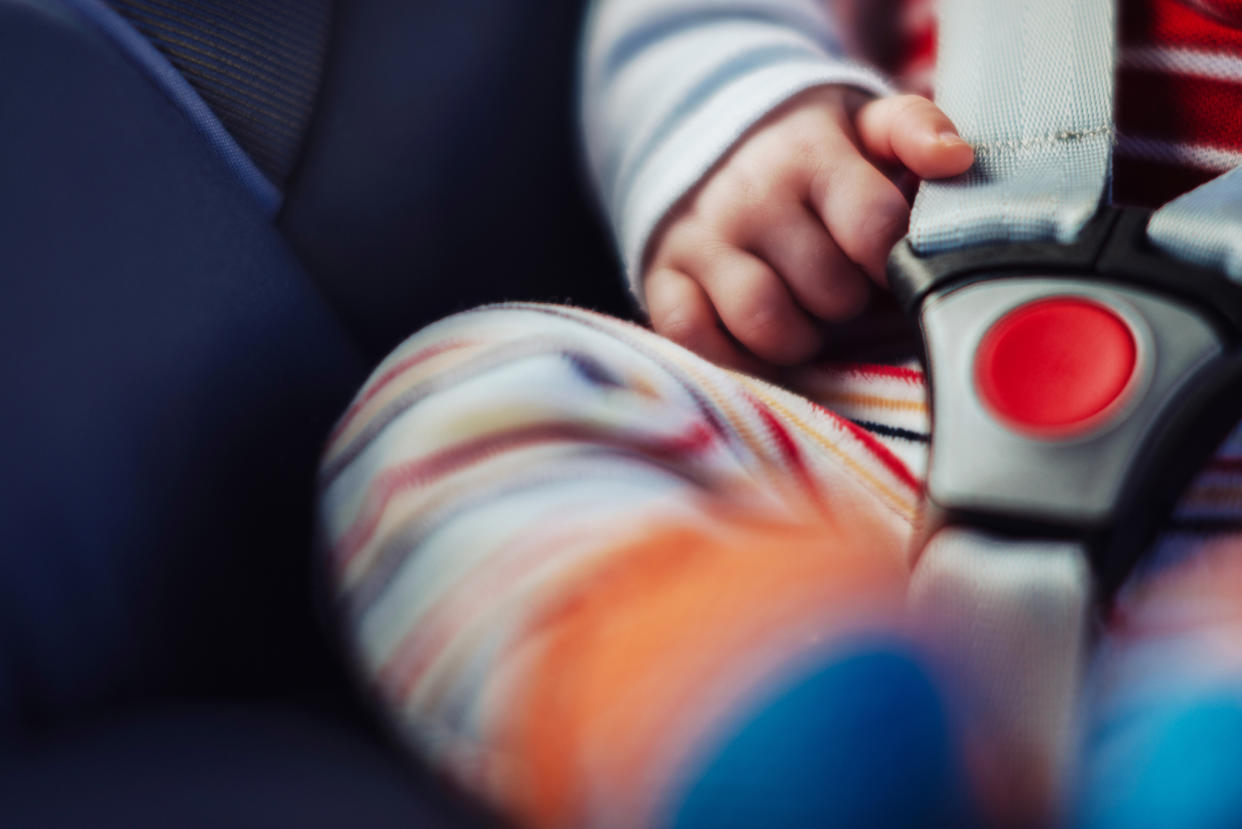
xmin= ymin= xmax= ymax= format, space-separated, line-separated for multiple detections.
xmin=890 ymin=0 xmax=1242 ymax=792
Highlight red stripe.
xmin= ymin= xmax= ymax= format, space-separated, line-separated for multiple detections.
xmin=902 ymin=24 xmax=936 ymax=69
xmin=333 ymin=420 xmax=717 ymax=569
xmin=1209 ymin=458 xmax=1242 ymax=473
xmin=328 ymin=339 xmax=471 ymax=447
xmin=823 ymin=409 xmax=922 ymax=492
xmin=750 ymin=399 xmax=822 ymax=504
xmin=1113 ymin=0 xmax=1242 ymax=210
xmin=1123 ymin=0 xmax=1242 ymax=51
xmin=752 ymin=403 xmax=807 ymax=475
xmin=1117 ymin=69 xmax=1242 ymax=152
xmin=839 ymin=363 xmax=924 ymax=383
xmin=1188 ymin=0 xmax=1242 ymax=29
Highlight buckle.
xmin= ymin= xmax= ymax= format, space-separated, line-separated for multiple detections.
xmin=889 ymin=206 xmax=1242 ymax=333
xmin=890 ymin=207 xmax=1242 ymax=596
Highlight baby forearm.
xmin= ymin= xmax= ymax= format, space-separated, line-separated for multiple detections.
xmin=580 ymin=0 xmax=895 ymax=292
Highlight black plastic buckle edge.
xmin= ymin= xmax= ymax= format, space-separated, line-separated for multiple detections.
xmin=888 ymin=205 xmax=1242 ymax=598
xmin=888 ymin=205 xmax=1242 ymax=337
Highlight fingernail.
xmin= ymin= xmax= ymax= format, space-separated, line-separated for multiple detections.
xmin=937 ymin=131 xmax=971 ymax=149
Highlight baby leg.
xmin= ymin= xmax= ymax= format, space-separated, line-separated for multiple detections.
xmin=317 ymin=304 xmax=975 ymax=827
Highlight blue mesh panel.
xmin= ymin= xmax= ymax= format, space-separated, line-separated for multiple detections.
xmin=105 ymin=0 xmax=330 ymax=188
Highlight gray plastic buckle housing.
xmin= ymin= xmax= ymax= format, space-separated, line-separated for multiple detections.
xmin=890 ymin=209 xmax=1242 ymax=595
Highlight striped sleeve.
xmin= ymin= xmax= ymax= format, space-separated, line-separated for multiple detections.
xmin=579 ymin=0 xmax=896 ymax=297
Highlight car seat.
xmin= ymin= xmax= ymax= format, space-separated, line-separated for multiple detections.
xmin=0 ymin=0 xmax=627 ymax=824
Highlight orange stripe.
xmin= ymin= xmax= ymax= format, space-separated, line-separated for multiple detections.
xmin=497 ymin=513 xmax=907 ymax=827
xmin=817 ymin=391 xmax=928 ymax=413
xmin=745 ymin=388 xmax=920 ymax=521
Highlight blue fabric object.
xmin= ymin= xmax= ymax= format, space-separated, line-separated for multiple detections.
xmin=55 ymin=0 xmax=281 ymax=213
xmin=1077 ymin=693 xmax=1242 ymax=829
xmin=0 ymin=0 xmax=365 ymax=735
xmin=670 ymin=641 xmax=979 ymax=829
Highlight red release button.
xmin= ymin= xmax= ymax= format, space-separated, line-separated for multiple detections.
xmin=975 ymin=297 xmax=1138 ymax=435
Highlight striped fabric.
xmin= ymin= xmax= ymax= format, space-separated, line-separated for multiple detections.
xmin=1115 ymin=0 xmax=1242 ymax=206
xmin=891 ymin=0 xmax=1242 ymax=208
xmin=317 ymin=304 xmax=1242 ymax=826
xmin=318 ymin=1 xmax=1242 ymax=824
xmin=583 ymin=0 xmax=1242 ymax=288
xmin=579 ymin=0 xmax=896 ymax=296
xmin=318 ymin=304 xmax=922 ymax=825
xmin=105 ymin=0 xmax=331 ymax=189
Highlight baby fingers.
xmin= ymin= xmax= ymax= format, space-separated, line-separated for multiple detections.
xmin=745 ymin=205 xmax=871 ymax=322
xmin=693 ymin=247 xmax=824 ymax=365
xmin=854 ymin=94 xmax=975 ymax=180
xmin=645 ymin=267 xmax=760 ymax=372
xmin=654 ymin=223 xmax=825 ymax=365
xmin=808 ymin=150 xmax=912 ymax=283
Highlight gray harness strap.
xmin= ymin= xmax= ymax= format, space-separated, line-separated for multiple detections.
xmin=904 ymin=0 xmax=1242 ymax=810
xmin=909 ymin=0 xmax=1115 ymax=254
xmin=1150 ymin=167 xmax=1242 ymax=279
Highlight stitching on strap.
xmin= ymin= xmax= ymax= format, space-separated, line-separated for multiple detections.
xmin=971 ymin=125 xmax=1114 ymax=155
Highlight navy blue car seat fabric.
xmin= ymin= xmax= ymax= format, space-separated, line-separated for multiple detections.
xmin=58 ymin=0 xmax=281 ymax=213
xmin=102 ymin=0 xmax=331 ymax=191
xmin=0 ymin=705 xmax=496 ymax=828
xmin=0 ymin=0 xmax=367 ymax=736
xmin=0 ymin=0 xmax=625 ymax=823
xmin=278 ymin=0 xmax=633 ymax=358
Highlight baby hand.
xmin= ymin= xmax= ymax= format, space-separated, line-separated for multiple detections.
xmin=643 ymin=87 xmax=974 ymax=370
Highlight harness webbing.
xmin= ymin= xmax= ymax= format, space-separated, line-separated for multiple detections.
xmin=910 ymin=529 xmax=1091 ymax=805
xmin=914 ymin=0 xmax=1242 ymax=277
xmin=909 ymin=0 xmax=1115 ymax=254
xmin=902 ymin=0 xmax=1242 ymax=808
xmin=1149 ymin=166 xmax=1242 ymax=280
